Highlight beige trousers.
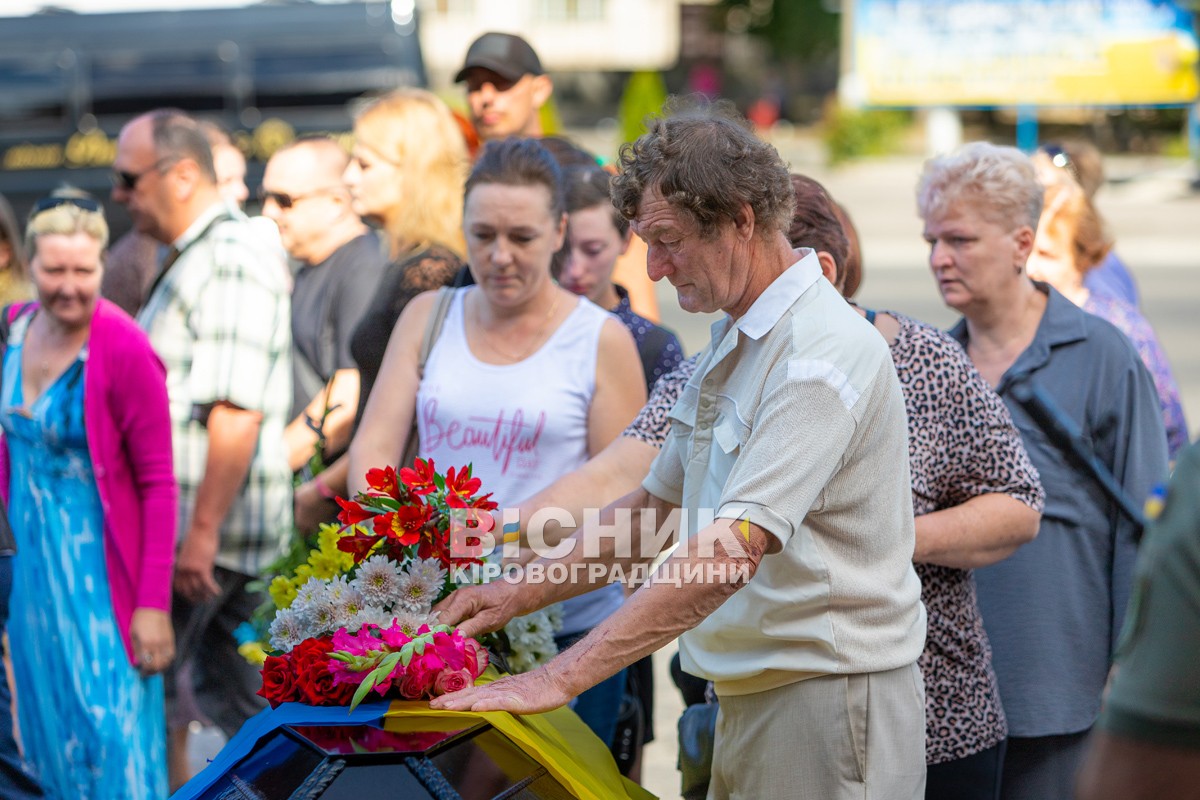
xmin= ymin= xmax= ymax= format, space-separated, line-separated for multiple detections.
xmin=709 ymin=663 xmax=927 ymax=800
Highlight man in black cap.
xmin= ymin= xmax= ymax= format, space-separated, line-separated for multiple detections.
xmin=455 ymin=31 xmax=553 ymax=142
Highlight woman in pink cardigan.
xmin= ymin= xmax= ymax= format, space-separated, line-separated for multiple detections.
xmin=0 ymin=194 xmax=176 ymax=799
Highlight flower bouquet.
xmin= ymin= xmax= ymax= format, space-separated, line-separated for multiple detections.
xmin=243 ymin=458 xmax=561 ymax=711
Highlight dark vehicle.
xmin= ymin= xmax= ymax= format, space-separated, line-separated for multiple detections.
xmin=0 ymin=0 xmax=425 ymax=230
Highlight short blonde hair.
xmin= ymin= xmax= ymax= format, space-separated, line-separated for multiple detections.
xmin=917 ymin=142 xmax=1043 ymax=232
xmin=354 ymin=89 xmax=468 ymax=257
xmin=25 ymin=191 xmax=109 ymax=261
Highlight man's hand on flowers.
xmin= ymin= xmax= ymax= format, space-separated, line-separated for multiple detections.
xmin=433 ymin=580 xmax=530 ymax=639
xmin=429 ymin=667 xmax=572 ymax=715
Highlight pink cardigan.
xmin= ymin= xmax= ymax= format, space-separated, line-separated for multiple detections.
xmin=0 ymin=298 xmax=177 ymax=663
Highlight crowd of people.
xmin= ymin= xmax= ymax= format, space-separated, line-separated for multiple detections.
xmin=0 ymin=29 xmax=1192 ymax=800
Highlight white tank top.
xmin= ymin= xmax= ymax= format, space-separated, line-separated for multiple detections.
xmin=417 ymin=287 xmax=623 ymax=634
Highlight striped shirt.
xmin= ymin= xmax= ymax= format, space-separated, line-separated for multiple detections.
xmin=137 ymin=203 xmax=293 ymax=576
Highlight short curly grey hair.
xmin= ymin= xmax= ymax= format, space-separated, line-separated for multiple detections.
xmin=610 ymin=100 xmax=794 ymax=239
xmin=917 ymin=141 xmax=1043 ymax=232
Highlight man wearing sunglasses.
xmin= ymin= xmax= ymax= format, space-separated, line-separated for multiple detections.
xmin=260 ymin=137 xmax=385 ymax=494
xmin=112 ymin=108 xmax=292 ymax=790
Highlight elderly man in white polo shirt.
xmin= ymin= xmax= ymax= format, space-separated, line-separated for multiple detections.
xmin=434 ymin=105 xmax=927 ymax=799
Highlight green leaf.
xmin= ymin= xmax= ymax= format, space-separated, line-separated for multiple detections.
xmin=399 ymin=642 xmax=416 ymax=667
xmin=413 ymin=637 xmax=426 ymax=656
xmin=433 ymin=474 xmax=445 ymax=492
xmin=349 ymin=670 xmax=380 ymax=712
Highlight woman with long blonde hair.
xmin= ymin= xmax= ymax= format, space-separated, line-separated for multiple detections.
xmin=294 ymin=89 xmax=469 ymax=528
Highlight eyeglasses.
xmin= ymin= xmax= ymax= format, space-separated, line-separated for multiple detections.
xmin=30 ymin=195 xmax=102 ymax=218
xmin=1040 ymin=144 xmax=1080 ymax=185
xmin=110 ymin=157 xmax=176 ymax=192
xmin=257 ymin=186 xmax=341 ymax=210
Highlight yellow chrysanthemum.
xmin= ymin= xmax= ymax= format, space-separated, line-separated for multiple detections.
xmin=269 ymin=575 xmax=297 ymax=609
xmin=308 ymin=551 xmax=343 ymax=580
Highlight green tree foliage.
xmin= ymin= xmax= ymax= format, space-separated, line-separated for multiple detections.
xmin=619 ymin=70 xmax=669 ymax=146
xmin=718 ymin=0 xmax=841 ymax=62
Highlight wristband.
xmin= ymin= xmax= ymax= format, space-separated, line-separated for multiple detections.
xmin=313 ymin=474 xmax=337 ymax=501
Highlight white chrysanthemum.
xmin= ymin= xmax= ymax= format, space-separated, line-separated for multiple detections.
xmin=394 ymin=568 xmax=439 ymax=613
xmin=335 ymin=586 xmax=367 ymax=621
xmin=352 ymin=555 xmax=403 ymax=606
xmin=292 ymin=576 xmax=329 ymax=612
xmin=268 ymin=607 xmax=306 ymax=652
xmin=308 ymin=598 xmax=339 ymax=635
xmin=504 ymin=609 xmax=560 ymax=673
xmin=324 ymin=575 xmax=352 ymax=604
xmin=544 ymin=603 xmax=564 ymax=632
xmin=407 ymin=558 xmax=447 ymax=588
xmin=341 ymin=605 xmax=382 ymax=633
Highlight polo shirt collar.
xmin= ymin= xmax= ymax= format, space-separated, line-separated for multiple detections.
xmin=734 ymin=248 xmax=822 ymax=341
xmin=948 ymin=281 xmax=1089 ymax=393
xmin=705 ymin=249 xmax=821 ymax=368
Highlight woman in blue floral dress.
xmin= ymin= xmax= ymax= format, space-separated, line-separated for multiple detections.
xmin=0 ymin=195 xmax=176 ymax=798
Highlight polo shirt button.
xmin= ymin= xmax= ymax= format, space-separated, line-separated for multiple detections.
xmin=700 ymin=398 xmax=713 ymax=410
xmin=698 ymin=422 xmax=710 ymax=430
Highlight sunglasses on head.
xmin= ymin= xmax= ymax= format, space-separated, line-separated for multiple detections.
xmin=1040 ymin=144 xmax=1080 ymax=184
xmin=31 ymin=195 xmax=102 ymax=217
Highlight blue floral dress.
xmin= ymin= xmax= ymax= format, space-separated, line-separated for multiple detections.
xmin=0 ymin=314 xmax=166 ymax=799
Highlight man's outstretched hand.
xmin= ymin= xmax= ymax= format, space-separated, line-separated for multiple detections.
xmin=429 ymin=667 xmax=572 ymax=715
xmin=433 ymin=579 xmax=530 ymax=639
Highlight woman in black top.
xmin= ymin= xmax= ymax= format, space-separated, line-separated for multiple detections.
xmin=294 ymin=89 xmax=468 ymax=530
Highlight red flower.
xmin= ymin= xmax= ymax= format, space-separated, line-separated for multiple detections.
xmin=399 ymin=458 xmax=437 ymax=496
xmin=291 ymin=637 xmax=355 ymax=706
xmin=258 ymin=654 xmax=299 ymax=708
xmin=336 ymin=529 xmax=385 ymax=564
xmin=365 ymin=466 xmax=402 ymax=500
xmin=471 ymin=492 xmax=499 ymax=512
xmin=373 ymin=504 xmax=432 ymax=546
xmin=445 ymin=465 xmax=482 ymax=499
xmin=336 ymin=496 xmax=373 ymax=526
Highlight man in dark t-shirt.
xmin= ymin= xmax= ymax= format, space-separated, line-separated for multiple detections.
xmin=261 ymin=137 xmax=386 ymax=474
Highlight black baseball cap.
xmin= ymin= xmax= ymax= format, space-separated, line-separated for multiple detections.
xmin=454 ymin=32 xmax=544 ymax=83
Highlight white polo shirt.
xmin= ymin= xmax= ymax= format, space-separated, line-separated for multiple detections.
xmin=644 ymin=250 xmax=926 ymax=696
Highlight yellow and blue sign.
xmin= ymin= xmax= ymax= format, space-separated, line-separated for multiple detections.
xmin=853 ymin=0 xmax=1199 ymax=107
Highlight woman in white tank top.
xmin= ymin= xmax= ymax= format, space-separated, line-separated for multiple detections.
xmin=347 ymin=138 xmax=646 ymax=747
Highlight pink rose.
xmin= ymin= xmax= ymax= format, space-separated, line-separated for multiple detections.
xmin=462 ymin=638 xmax=489 ymax=678
xmin=433 ymin=668 xmax=474 ymax=695
xmin=399 ymin=664 xmax=437 ymax=699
